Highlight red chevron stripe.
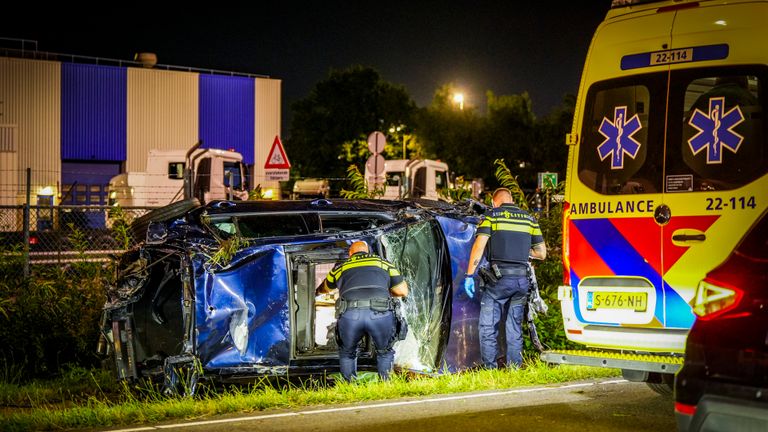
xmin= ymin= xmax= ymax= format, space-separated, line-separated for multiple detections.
xmin=611 ymin=217 xmax=662 ymax=275
xmin=569 ymin=221 xmax=614 ymax=280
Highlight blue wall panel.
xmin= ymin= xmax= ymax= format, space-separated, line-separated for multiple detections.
xmin=199 ymin=75 xmax=255 ymax=164
xmin=62 ymin=64 xmax=126 ymax=161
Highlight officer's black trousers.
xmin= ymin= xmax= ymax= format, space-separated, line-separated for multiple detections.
xmin=337 ymin=308 xmax=396 ymax=381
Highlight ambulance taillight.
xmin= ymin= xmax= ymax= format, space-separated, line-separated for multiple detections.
xmin=562 ymin=201 xmax=571 ymax=286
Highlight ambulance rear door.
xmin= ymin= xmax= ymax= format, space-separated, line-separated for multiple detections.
xmin=658 ymin=1 xmax=768 ymax=329
xmin=567 ymin=8 xmax=675 ymax=335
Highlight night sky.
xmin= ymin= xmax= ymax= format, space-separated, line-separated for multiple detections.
xmin=4 ymin=2 xmax=610 ymax=131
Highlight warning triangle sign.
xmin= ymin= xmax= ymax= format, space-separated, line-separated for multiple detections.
xmin=264 ymin=136 xmax=291 ymax=169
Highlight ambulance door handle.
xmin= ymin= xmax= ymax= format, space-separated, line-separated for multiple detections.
xmin=672 ymin=234 xmax=706 ymax=242
xmin=671 ymin=229 xmax=707 ymax=246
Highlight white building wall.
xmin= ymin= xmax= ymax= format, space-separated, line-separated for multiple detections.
xmin=0 ymin=58 xmax=61 ymax=204
xmin=126 ymin=68 xmax=199 ymax=172
xmin=254 ymin=78 xmax=282 ymax=189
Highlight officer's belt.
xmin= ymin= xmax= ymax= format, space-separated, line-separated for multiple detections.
xmin=498 ymin=267 xmax=527 ymax=276
xmin=345 ymin=298 xmax=391 ymax=309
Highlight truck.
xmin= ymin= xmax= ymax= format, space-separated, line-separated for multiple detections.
xmin=108 ymin=142 xmax=249 ymax=208
xmin=291 ymin=178 xmax=330 ymax=199
xmin=542 ymin=0 xmax=768 ymax=395
xmin=365 ymin=159 xmax=451 ymax=201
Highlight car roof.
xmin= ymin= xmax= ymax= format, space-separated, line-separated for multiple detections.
xmin=201 ymin=199 xmax=413 ymax=216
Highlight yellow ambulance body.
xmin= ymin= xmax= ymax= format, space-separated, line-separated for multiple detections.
xmin=559 ymin=0 xmax=767 ymax=361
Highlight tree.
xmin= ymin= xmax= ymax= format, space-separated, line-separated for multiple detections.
xmin=533 ymin=94 xmax=575 ymax=177
xmin=414 ymin=83 xmax=484 ymax=179
xmin=414 ymin=85 xmax=538 ymax=187
xmin=484 ymin=91 xmax=537 ymax=188
xmin=287 ymin=66 xmax=416 ymax=179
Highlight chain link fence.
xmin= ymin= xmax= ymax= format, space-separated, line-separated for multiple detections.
xmin=0 ymin=204 xmax=152 ymax=280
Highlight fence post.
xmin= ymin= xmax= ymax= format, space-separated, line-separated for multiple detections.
xmin=23 ymin=168 xmax=30 ymax=277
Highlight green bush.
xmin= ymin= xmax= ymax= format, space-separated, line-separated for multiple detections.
xmin=0 ymin=262 xmax=107 ymax=381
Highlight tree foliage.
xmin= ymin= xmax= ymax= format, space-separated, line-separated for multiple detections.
xmin=287 ymin=66 xmax=416 ymax=178
xmin=340 ymin=165 xmax=382 ymax=199
xmin=415 ymin=86 xmax=574 ymax=191
xmin=493 ymin=159 xmax=528 ymax=210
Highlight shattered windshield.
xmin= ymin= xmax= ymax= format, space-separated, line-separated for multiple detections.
xmin=381 ymin=219 xmax=450 ymax=372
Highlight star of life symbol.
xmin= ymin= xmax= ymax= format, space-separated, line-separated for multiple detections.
xmin=597 ymin=106 xmax=642 ymax=170
xmin=688 ymin=97 xmax=745 ymax=164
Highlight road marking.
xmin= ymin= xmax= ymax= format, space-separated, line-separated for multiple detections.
xmin=105 ymin=379 xmax=629 ymax=431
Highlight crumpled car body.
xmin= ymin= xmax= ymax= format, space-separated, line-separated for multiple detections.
xmin=99 ymin=199 xmax=485 ymax=386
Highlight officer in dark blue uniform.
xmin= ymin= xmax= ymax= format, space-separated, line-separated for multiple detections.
xmin=464 ymin=188 xmax=546 ymax=368
xmin=317 ymin=241 xmax=408 ymax=381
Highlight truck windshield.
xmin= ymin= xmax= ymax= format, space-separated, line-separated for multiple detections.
xmin=223 ymin=162 xmax=243 ymax=190
xmin=386 ymin=171 xmax=405 ymax=186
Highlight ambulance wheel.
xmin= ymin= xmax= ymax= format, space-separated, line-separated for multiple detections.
xmin=646 ymin=382 xmax=673 ymax=396
xmin=645 ymin=372 xmax=674 ymax=396
xmin=130 ymin=198 xmax=201 ymax=243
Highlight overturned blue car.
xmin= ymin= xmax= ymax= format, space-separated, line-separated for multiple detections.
xmin=98 ymin=199 xmax=485 ymax=389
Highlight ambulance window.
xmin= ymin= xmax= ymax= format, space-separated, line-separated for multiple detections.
xmin=578 ymin=75 xmax=664 ymax=195
xmin=667 ymin=68 xmax=765 ymax=192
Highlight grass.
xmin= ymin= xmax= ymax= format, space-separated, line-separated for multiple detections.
xmin=0 ymin=365 xmax=118 ymax=408
xmin=0 ymin=361 xmax=620 ymax=431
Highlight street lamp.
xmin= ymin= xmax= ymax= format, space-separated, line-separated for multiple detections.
xmin=389 ymin=125 xmax=406 ymax=159
xmin=453 ymin=93 xmax=464 ymax=110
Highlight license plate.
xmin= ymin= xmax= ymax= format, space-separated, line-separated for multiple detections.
xmin=586 ymin=291 xmax=647 ymax=312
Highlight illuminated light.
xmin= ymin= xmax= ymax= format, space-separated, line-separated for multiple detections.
xmin=692 ymin=279 xmax=743 ymax=320
xmin=453 ymin=93 xmax=464 ymax=110
xmin=562 ymin=202 xmax=571 ymax=285
xmin=109 ymin=191 xmax=117 ymax=199
xmin=389 ymin=127 xmax=396 ymax=133
xmin=39 ymin=186 xmax=54 ymax=196
xmin=29 ymin=236 xmax=38 ymax=245
xmin=721 ymin=311 xmax=752 ymax=320
xmin=263 ymin=189 xmax=274 ymax=199
xmin=674 ymin=402 xmax=697 ymax=416
xmin=714 ymin=20 xmax=727 ymax=26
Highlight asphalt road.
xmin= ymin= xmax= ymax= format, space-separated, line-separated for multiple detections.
xmin=104 ymin=379 xmax=676 ymax=432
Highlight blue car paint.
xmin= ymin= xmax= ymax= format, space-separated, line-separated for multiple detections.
xmin=435 ymin=214 xmax=482 ymax=371
xmin=195 ymin=215 xmax=486 ymax=373
xmin=196 ymin=245 xmax=291 ymax=368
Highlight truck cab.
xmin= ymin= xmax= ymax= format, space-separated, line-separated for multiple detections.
xmin=366 ymin=159 xmax=450 ymax=201
xmin=108 ymin=147 xmax=249 ymax=207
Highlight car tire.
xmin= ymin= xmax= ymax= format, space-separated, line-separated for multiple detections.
xmin=646 ymin=381 xmax=673 ymax=396
xmin=130 ymin=198 xmax=201 ymax=243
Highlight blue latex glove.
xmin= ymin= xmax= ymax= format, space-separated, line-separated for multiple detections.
xmin=463 ymin=276 xmax=475 ymax=299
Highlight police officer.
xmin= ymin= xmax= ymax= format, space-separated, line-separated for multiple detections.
xmin=316 ymin=241 xmax=408 ymax=381
xmin=464 ymin=188 xmax=546 ymax=368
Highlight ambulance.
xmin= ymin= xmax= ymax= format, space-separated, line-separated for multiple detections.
xmin=543 ymin=0 xmax=767 ymax=393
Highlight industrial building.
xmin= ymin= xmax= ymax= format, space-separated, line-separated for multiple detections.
xmin=0 ymin=43 xmax=281 ymax=207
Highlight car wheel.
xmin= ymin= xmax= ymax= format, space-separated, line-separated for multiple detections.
xmin=646 ymin=381 xmax=673 ymax=396
xmin=130 ymin=198 xmax=201 ymax=242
